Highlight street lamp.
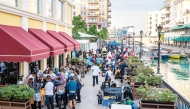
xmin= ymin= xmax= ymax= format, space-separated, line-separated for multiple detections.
xmin=157 ymin=25 xmax=163 ymax=74
xmin=128 ymin=34 xmax=130 ymax=47
xmin=133 ymin=33 xmax=135 ymax=52
xmin=139 ymin=30 xmax=143 ymax=60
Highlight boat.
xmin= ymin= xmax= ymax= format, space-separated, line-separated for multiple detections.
xmin=180 ymin=50 xmax=188 ymax=58
xmin=160 ymin=50 xmax=169 ymax=59
xmin=169 ymin=51 xmax=180 ymax=59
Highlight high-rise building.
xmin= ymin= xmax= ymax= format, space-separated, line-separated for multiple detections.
xmin=73 ymin=0 xmax=81 ymax=17
xmin=80 ymin=0 xmax=111 ymax=30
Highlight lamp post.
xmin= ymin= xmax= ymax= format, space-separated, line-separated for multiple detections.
xmin=157 ymin=25 xmax=163 ymax=74
xmin=133 ymin=33 xmax=135 ymax=52
xmin=128 ymin=34 xmax=130 ymax=47
xmin=139 ymin=30 xmax=143 ymax=60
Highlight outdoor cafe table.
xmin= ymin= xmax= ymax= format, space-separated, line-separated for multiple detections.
xmin=111 ymin=104 xmax=132 ymax=109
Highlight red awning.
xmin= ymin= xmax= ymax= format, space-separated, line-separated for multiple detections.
xmin=29 ymin=28 xmax=65 ymax=56
xmin=47 ymin=30 xmax=74 ymax=52
xmin=59 ymin=32 xmax=80 ymax=50
xmin=0 ymin=24 xmax=50 ymax=62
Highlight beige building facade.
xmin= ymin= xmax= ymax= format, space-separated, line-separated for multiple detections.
xmin=0 ymin=0 xmax=74 ymax=84
xmin=79 ymin=0 xmax=111 ymax=30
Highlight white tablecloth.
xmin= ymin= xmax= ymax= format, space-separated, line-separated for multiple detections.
xmin=111 ymin=104 xmax=132 ymax=109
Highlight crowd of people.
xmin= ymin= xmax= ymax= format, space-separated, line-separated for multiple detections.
xmin=27 ymin=64 xmax=83 ymax=109
xmin=25 ymin=44 xmax=133 ymax=109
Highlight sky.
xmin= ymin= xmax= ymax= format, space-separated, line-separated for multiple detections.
xmin=110 ymin=0 xmax=165 ymax=32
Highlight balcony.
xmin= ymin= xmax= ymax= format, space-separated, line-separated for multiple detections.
xmin=108 ymin=15 xmax=111 ymax=18
xmin=163 ymin=24 xmax=171 ymax=29
xmin=164 ymin=4 xmax=171 ymax=8
xmin=88 ymin=0 xmax=99 ymax=4
xmin=88 ymin=8 xmax=99 ymax=11
xmin=176 ymin=22 xmax=184 ymax=26
xmin=87 ymin=14 xmax=99 ymax=17
xmin=108 ymin=8 xmax=111 ymax=12
xmin=108 ymin=3 xmax=111 ymax=7
xmin=164 ymin=10 xmax=171 ymax=15
xmin=87 ymin=21 xmax=98 ymax=24
xmin=108 ymin=21 xmax=111 ymax=24
xmin=164 ymin=17 xmax=170 ymax=22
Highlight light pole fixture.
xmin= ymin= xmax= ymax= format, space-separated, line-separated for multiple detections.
xmin=139 ymin=30 xmax=143 ymax=60
xmin=133 ymin=33 xmax=135 ymax=52
xmin=157 ymin=25 xmax=163 ymax=74
xmin=128 ymin=34 xmax=130 ymax=47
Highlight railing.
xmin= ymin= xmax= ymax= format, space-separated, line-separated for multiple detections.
xmin=161 ymin=80 xmax=190 ymax=109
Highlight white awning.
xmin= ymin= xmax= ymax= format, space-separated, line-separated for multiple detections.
xmin=143 ymin=48 xmax=149 ymax=51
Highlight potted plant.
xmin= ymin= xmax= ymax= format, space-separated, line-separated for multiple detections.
xmin=146 ymin=75 xmax=162 ymax=86
xmin=0 ymin=85 xmax=35 ymax=101
xmin=71 ymin=58 xmax=80 ymax=65
xmin=155 ymin=89 xmax=177 ymax=103
xmin=134 ymin=73 xmax=147 ymax=85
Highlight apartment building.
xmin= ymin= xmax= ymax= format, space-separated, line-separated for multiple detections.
xmin=73 ymin=0 xmax=81 ymax=17
xmin=0 ymin=0 xmax=79 ymax=84
xmin=80 ymin=0 xmax=111 ymax=30
xmin=146 ymin=11 xmax=164 ymax=38
xmin=162 ymin=0 xmax=190 ymax=49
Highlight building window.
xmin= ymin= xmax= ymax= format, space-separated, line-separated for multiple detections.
xmin=150 ymin=17 xmax=152 ymax=20
xmin=73 ymin=12 xmax=76 ymax=16
xmin=58 ymin=0 xmax=63 ymax=21
xmin=81 ymin=11 xmax=83 ymax=15
xmin=0 ymin=0 xmax=18 ymax=7
xmin=46 ymin=0 xmax=53 ymax=18
xmin=28 ymin=0 xmax=40 ymax=14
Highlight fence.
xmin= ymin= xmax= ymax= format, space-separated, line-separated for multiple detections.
xmin=161 ymin=80 xmax=190 ymax=109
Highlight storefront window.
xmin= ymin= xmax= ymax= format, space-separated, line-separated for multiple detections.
xmin=28 ymin=0 xmax=40 ymax=14
xmin=59 ymin=54 xmax=64 ymax=69
xmin=0 ymin=62 xmax=19 ymax=85
xmin=46 ymin=0 xmax=53 ymax=18
xmin=0 ymin=0 xmax=18 ymax=7
xmin=29 ymin=60 xmax=41 ymax=73
xmin=47 ymin=57 xmax=54 ymax=69
xmin=58 ymin=0 xmax=63 ymax=21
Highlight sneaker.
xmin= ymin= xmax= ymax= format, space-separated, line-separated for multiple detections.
xmin=72 ymin=106 xmax=75 ymax=109
xmin=76 ymin=101 xmax=81 ymax=103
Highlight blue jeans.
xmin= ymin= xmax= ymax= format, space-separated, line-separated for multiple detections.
xmin=45 ymin=95 xmax=54 ymax=109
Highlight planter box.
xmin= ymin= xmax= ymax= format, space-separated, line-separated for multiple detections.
xmin=0 ymin=99 xmax=31 ymax=109
xmin=139 ymin=100 xmax=176 ymax=109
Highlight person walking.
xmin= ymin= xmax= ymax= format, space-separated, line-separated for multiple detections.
xmin=44 ymin=76 xmax=54 ymax=109
xmin=74 ymin=69 xmax=83 ymax=103
xmin=91 ymin=62 xmax=100 ymax=87
xmin=67 ymin=76 xmax=77 ymax=109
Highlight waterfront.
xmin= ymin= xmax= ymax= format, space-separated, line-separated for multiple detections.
xmin=151 ymin=58 xmax=190 ymax=100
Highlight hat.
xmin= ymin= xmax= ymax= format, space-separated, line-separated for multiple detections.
xmin=69 ymin=76 xmax=74 ymax=79
xmin=62 ymin=68 xmax=66 ymax=71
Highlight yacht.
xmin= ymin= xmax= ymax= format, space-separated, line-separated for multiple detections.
xmin=160 ymin=50 xmax=169 ymax=59
xmin=169 ymin=51 xmax=180 ymax=59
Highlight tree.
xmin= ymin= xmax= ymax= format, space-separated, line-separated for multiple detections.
xmin=72 ymin=15 xmax=87 ymax=39
xmin=87 ymin=25 xmax=99 ymax=36
xmin=99 ymin=27 xmax=109 ymax=40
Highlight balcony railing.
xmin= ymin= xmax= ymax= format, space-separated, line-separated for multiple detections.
xmin=108 ymin=3 xmax=111 ymax=6
xmin=164 ymin=17 xmax=170 ymax=22
xmin=163 ymin=24 xmax=171 ymax=28
xmin=88 ymin=0 xmax=99 ymax=4
xmin=108 ymin=21 xmax=111 ymax=24
xmin=165 ymin=10 xmax=171 ymax=15
xmin=161 ymin=80 xmax=190 ymax=109
xmin=164 ymin=4 xmax=171 ymax=8
xmin=176 ymin=22 xmax=184 ymax=26
xmin=108 ymin=9 xmax=111 ymax=12
xmin=108 ymin=15 xmax=111 ymax=18
xmin=88 ymin=8 xmax=99 ymax=11
xmin=87 ymin=14 xmax=99 ymax=17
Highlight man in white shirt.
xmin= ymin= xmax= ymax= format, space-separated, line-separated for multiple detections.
xmin=48 ymin=70 xmax=56 ymax=84
xmin=91 ymin=62 xmax=100 ymax=87
xmin=44 ymin=76 xmax=54 ymax=109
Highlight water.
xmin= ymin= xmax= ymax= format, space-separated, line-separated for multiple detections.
xmin=151 ymin=58 xmax=190 ymax=100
